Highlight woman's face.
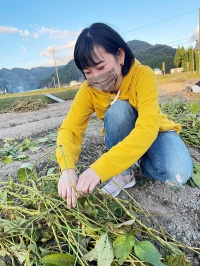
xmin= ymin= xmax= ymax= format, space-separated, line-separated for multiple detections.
xmin=83 ymin=46 xmax=125 ymax=92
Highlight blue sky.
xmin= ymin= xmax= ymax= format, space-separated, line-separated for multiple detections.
xmin=0 ymin=0 xmax=199 ymax=69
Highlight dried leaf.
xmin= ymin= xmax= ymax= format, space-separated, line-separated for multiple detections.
xmin=82 ymin=233 xmax=114 ymax=266
xmin=166 ymin=254 xmax=192 ymax=265
xmin=115 ymin=219 xmax=135 ymax=228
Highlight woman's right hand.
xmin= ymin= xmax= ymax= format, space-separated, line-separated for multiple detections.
xmin=58 ymin=169 xmax=78 ymax=209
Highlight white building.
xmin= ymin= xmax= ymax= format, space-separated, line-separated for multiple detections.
xmin=170 ymin=67 xmax=184 ymax=74
xmin=70 ymin=80 xmax=81 ymax=86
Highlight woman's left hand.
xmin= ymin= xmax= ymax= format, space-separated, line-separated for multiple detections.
xmin=76 ymin=168 xmax=100 ymax=196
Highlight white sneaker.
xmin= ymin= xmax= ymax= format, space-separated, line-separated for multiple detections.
xmin=101 ymin=171 xmax=136 ymax=197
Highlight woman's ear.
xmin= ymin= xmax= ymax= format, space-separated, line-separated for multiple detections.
xmin=116 ymin=48 xmax=125 ymax=64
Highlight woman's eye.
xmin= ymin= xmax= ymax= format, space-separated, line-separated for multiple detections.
xmin=84 ymin=72 xmax=91 ymax=75
xmin=98 ymin=66 xmax=104 ymax=70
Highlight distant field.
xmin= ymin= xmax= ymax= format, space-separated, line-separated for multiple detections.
xmin=0 ymin=72 xmax=200 ymax=113
xmin=0 ymin=86 xmax=79 ymax=112
xmin=156 ymin=71 xmax=200 ymax=84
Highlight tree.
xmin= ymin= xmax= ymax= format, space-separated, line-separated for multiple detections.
xmin=182 ymin=51 xmax=188 ymax=72
xmin=174 ymin=46 xmax=182 ymax=68
xmin=188 ymin=47 xmax=194 ymax=72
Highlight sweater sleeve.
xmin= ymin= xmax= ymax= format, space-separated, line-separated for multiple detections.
xmin=90 ymin=67 xmax=160 ymax=182
xmin=56 ymin=83 xmax=94 ymax=171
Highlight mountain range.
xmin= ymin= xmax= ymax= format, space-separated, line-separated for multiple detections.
xmin=0 ymin=40 xmax=176 ymax=93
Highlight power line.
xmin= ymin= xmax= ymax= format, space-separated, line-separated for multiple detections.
xmin=164 ymin=38 xmax=190 ymax=45
xmin=0 ymin=36 xmax=197 ymax=69
xmin=131 ymin=38 xmax=196 ymax=54
xmin=0 ymin=55 xmax=40 ymax=68
xmin=0 ymin=8 xmax=199 ymax=69
xmin=125 ymin=8 xmax=198 ymax=33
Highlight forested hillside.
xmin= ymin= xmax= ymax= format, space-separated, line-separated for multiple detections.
xmin=127 ymin=40 xmax=176 ymax=72
xmin=0 ymin=66 xmax=59 ymax=93
xmin=0 ymin=40 xmax=177 ymax=92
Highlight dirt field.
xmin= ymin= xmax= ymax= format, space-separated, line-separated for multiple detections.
xmin=0 ymin=80 xmax=200 ymax=264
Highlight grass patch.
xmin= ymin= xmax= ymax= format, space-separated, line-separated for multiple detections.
xmin=156 ymin=72 xmax=200 ymax=85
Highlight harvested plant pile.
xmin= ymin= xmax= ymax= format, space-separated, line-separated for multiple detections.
xmin=160 ymin=100 xmax=200 ymax=148
xmin=7 ymin=98 xmax=48 ymax=113
xmin=0 ymin=100 xmax=200 ymax=265
xmin=0 ymin=173 xmax=199 ymax=266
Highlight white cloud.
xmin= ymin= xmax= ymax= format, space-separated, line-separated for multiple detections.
xmin=22 ymin=46 xmax=27 ymax=53
xmin=0 ymin=24 xmax=80 ymax=41
xmin=0 ymin=26 xmax=19 ymax=34
xmin=46 ymin=55 xmax=73 ymax=66
xmin=37 ymin=53 xmax=73 ymax=67
xmin=33 ymin=32 xmax=39 ymax=38
xmin=0 ymin=25 xmax=30 ymax=36
xmin=19 ymin=29 xmax=30 ymax=36
xmin=38 ymin=26 xmax=79 ymax=39
xmin=38 ymin=47 xmax=74 ymax=67
xmin=189 ymin=25 xmax=199 ymax=42
xmin=40 ymin=40 xmax=76 ymax=57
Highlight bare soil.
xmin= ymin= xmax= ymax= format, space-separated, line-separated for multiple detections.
xmin=0 ymin=80 xmax=200 ymax=264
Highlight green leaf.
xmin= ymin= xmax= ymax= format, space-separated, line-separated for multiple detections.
xmin=0 ymin=190 xmax=8 ymax=203
xmin=82 ymin=233 xmax=114 ymax=266
xmin=50 ymin=155 xmax=57 ymax=162
xmin=134 ymin=241 xmax=166 ymax=266
xmin=9 ymin=178 xmax=15 ymax=191
xmin=38 ymin=137 xmax=49 ymax=143
xmin=20 ymin=138 xmax=32 ymax=151
xmin=16 ymin=154 xmax=29 ymax=160
xmin=41 ymin=253 xmax=76 ymax=266
xmin=166 ymin=254 xmax=192 ymax=265
xmin=47 ymin=132 xmax=57 ymax=137
xmin=47 ymin=167 xmax=55 ymax=176
xmin=17 ymin=168 xmax=29 ymax=182
xmin=0 ymin=250 xmax=7 ymax=257
xmin=113 ymin=235 xmax=135 ymax=265
xmin=192 ymin=173 xmax=200 ymax=188
xmin=29 ymin=146 xmax=41 ymax=152
xmin=190 ymin=102 xmax=200 ymax=115
xmin=194 ymin=164 xmax=200 ymax=173
xmin=20 ymin=163 xmax=33 ymax=170
xmin=1 ymin=156 xmax=13 ymax=164
xmin=17 ymin=163 xmax=35 ymax=183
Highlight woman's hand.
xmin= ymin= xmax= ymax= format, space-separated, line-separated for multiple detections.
xmin=76 ymin=168 xmax=100 ymax=196
xmin=58 ymin=169 xmax=78 ymax=209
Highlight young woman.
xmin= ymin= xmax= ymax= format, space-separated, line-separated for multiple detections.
xmin=56 ymin=22 xmax=193 ymax=209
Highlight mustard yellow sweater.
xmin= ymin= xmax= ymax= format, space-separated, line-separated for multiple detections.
xmin=56 ymin=60 xmax=181 ymax=182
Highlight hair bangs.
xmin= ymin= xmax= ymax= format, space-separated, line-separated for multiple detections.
xmin=78 ymin=40 xmax=103 ymax=70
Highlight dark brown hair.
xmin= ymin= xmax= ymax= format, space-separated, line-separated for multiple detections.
xmin=74 ymin=22 xmax=135 ymax=76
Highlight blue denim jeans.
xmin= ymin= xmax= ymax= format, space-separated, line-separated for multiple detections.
xmin=104 ymin=100 xmax=193 ymax=185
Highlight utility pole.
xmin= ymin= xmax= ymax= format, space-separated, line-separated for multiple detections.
xmin=52 ymin=48 xmax=61 ymax=89
xmin=162 ymin=62 xmax=165 ymax=75
xmin=199 ymin=8 xmax=200 ymax=73
xmin=52 ymin=77 xmax=56 ymax=88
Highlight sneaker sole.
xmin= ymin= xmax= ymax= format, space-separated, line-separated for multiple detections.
xmin=110 ymin=178 xmax=136 ymax=197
